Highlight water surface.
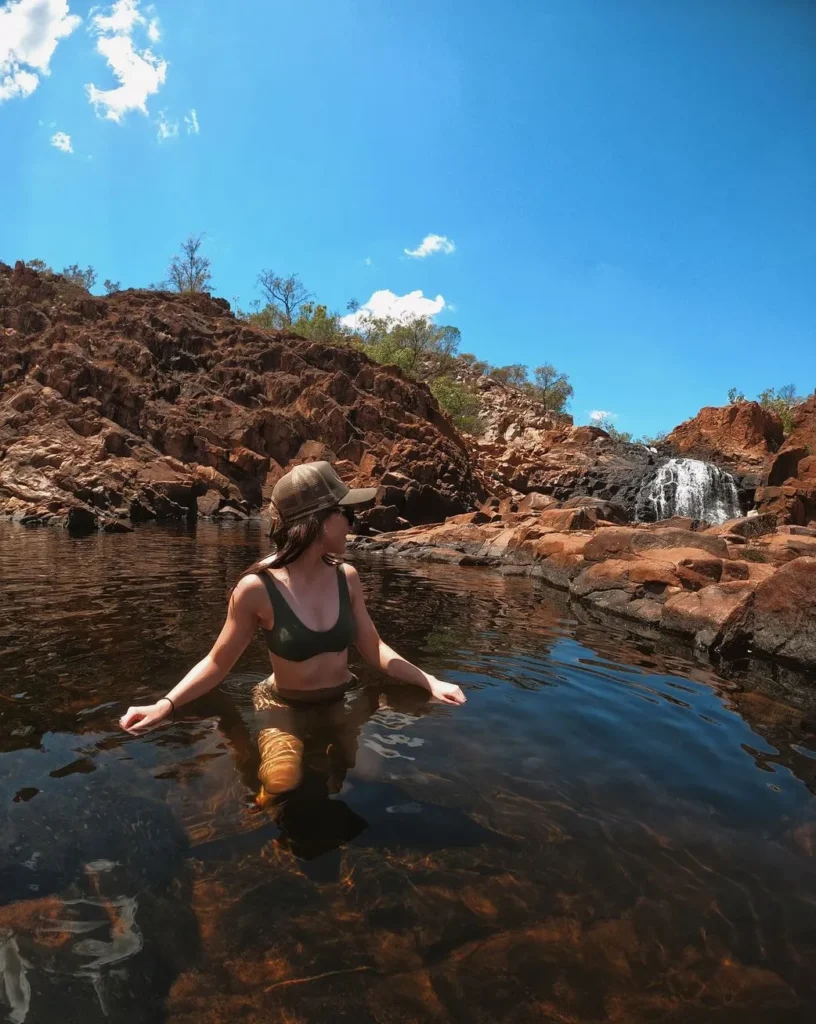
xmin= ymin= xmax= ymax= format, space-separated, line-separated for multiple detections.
xmin=1 ymin=521 xmax=815 ymax=1023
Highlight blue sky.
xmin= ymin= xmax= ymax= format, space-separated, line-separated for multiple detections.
xmin=1 ymin=0 xmax=814 ymax=439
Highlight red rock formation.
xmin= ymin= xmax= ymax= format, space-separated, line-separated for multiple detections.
xmin=720 ymin=557 xmax=816 ymax=665
xmin=755 ymin=394 xmax=816 ymax=526
xmin=350 ymin=510 xmax=816 ymax=669
xmin=0 ymin=262 xmax=484 ymax=527
xmin=664 ymin=402 xmax=783 ymax=474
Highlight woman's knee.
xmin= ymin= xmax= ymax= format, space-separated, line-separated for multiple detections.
xmin=257 ymin=730 xmax=304 ymax=795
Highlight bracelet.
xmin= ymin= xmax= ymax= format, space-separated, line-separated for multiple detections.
xmin=158 ymin=696 xmax=175 ymax=720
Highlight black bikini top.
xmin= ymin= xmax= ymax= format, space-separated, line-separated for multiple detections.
xmin=258 ymin=566 xmax=355 ymax=662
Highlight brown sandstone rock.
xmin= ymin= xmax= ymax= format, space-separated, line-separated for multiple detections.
xmin=630 ymin=527 xmax=730 ymax=559
xmin=717 ymin=512 xmax=777 ymax=539
xmin=756 ymin=396 xmax=816 ymax=525
xmin=572 ymin=558 xmax=681 ymax=599
xmin=719 ymin=557 xmax=816 ymax=666
xmin=536 ymin=507 xmax=595 ymax=532
xmin=0 ymin=263 xmax=484 ymax=526
xmin=662 ymin=582 xmax=756 ymax=647
xmin=664 ymin=401 xmax=783 ymax=473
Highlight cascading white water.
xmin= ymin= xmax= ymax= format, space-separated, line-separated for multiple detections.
xmin=636 ymin=458 xmax=742 ymax=525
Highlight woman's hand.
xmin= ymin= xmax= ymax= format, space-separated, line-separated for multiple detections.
xmin=427 ymin=677 xmax=467 ymax=705
xmin=119 ymin=700 xmax=172 ymax=735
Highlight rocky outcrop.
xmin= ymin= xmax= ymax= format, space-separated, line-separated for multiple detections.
xmin=719 ymin=557 xmax=816 ymax=666
xmin=0 ymin=262 xmax=484 ymax=528
xmin=755 ymin=394 xmax=816 ymax=526
xmin=465 ymin=372 xmax=573 ymax=444
xmin=467 ymin=427 xmax=655 ymax=517
xmin=349 ymin=506 xmax=816 ymax=670
xmin=664 ymin=401 xmax=784 ymax=476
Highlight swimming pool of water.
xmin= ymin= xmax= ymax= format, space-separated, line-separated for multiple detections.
xmin=1 ymin=521 xmax=815 ymax=1023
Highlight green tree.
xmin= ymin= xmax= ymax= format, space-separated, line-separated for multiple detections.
xmin=533 ymin=363 xmax=573 ymax=413
xmin=61 ymin=264 xmax=97 ymax=290
xmin=757 ymin=384 xmax=803 ymax=435
xmin=727 ymin=387 xmax=746 ymax=404
xmin=592 ymin=414 xmax=633 ymax=442
xmin=103 ymin=278 xmax=121 ymax=295
xmin=25 ymin=258 xmax=52 ymax=274
xmin=457 ymin=352 xmax=489 ymax=375
xmin=256 ymin=270 xmax=312 ymax=327
xmin=168 ymin=235 xmax=212 ymax=293
xmin=289 ymin=302 xmax=353 ymax=345
xmin=488 ymin=363 xmax=529 ymax=387
xmin=430 ymin=376 xmax=483 ymax=434
xmin=354 ymin=312 xmax=461 ymax=380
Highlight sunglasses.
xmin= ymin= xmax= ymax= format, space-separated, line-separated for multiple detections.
xmin=330 ymin=505 xmax=356 ymax=526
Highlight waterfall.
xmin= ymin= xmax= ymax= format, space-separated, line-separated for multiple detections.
xmin=635 ymin=458 xmax=742 ymax=525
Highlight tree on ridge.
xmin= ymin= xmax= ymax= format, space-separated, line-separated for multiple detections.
xmin=256 ymin=271 xmax=312 ymax=327
xmin=167 ymin=235 xmax=212 ymax=294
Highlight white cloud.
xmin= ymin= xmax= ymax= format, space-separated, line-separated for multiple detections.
xmin=156 ymin=110 xmax=177 ymax=139
xmin=86 ymin=1 xmax=167 ymax=122
xmin=0 ymin=0 xmax=81 ymax=104
xmin=50 ymin=130 xmax=73 ymax=152
xmin=184 ymin=108 xmax=199 ymax=134
xmin=341 ymin=289 xmax=446 ymax=329
xmin=147 ymin=16 xmax=160 ymax=42
xmin=404 ymin=233 xmax=456 ymax=258
xmin=589 ymin=410 xmax=617 ymax=425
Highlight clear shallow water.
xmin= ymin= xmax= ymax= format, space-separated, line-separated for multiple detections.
xmin=1 ymin=521 xmax=816 ymax=1024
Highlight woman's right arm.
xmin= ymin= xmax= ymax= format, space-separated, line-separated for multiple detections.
xmin=119 ymin=575 xmax=265 ymax=735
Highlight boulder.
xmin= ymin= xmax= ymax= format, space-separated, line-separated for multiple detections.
xmin=560 ymin=495 xmax=629 ymax=524
xmin=532 ymin=552 xmax=588 ymax=589
xmin=572 ymin=558 xmax=681 ymax=599
xmin=641 ymin=516 xmax=696 ymax=531
xmin=216 ymin=504 xmax=248 ymax=520
xmin=719 ymin=557 xmax=816 ymax=667
xmin=65 ymin=506 xmax=97 ymax=535
xmin=662 ymin=582 xmax=756 ymax=648
xmin=196 ymin=490 xmax=222 ymax=517
xmin=358 ymin=504 xmax=401 ymax=533
xmin=536 ymin=507 xmax=596 ymax=532
xmin=717 ymin=512 xmax=777 ymax=539
xmin=630 ymin=528 xmax=730 ymax=559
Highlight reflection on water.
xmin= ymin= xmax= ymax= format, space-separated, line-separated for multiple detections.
xmin=1 ymin=521 xmax=816 ymax=1023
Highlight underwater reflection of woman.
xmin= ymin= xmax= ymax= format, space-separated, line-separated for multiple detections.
xmin=119 ymin=461 xmax=466 ymax=801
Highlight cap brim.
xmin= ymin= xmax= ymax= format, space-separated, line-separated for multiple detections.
xmin=338 ymin=487 xmax=378 ymax=507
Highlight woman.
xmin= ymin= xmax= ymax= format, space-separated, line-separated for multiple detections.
xmin=119 ymin=461 xmax=466 ymax=804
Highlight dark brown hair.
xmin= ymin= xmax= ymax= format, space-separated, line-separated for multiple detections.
xmin=233 ymin=503 xmax=341 ymax=594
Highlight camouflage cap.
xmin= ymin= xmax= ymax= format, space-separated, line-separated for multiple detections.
xmin=270 ymin=461 xmax=377 ymax=523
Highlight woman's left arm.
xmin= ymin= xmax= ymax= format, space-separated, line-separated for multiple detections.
xmin=344 ymin=564 xmax=466 ymax=706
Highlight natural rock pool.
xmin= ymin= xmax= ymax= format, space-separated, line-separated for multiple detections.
xmin=1 ymin=521 xmax=815 ymax=1023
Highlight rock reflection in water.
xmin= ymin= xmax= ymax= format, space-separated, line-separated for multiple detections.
xmin=2 ymin=522 xmax=816 ymax=1022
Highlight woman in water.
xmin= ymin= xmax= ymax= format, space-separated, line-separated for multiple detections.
xmin=119 ymin=461 xmax=466 ymax=804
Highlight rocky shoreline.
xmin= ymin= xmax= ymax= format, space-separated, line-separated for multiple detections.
xmin=349 ymin=501 xmax=816 ymax=672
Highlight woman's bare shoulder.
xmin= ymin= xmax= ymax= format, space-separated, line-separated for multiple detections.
xmin=232 ymin=568 xmax=271 ymax=604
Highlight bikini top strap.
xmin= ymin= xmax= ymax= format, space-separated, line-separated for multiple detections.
xmin=258 ymin=569 xmax=287 ymax=621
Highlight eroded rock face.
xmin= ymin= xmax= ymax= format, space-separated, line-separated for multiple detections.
xmin=664 ymin=402 xmax=784 ymax=475
xmin=755 ymin=395 xmax=816 ymax=526
xmin=468 ymin=432 xmax=655 ymax=516
xmin=0 ymin=262 xmax=483 ymax=527
xmin=719 ymin=557 xmax=816 ymax=666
